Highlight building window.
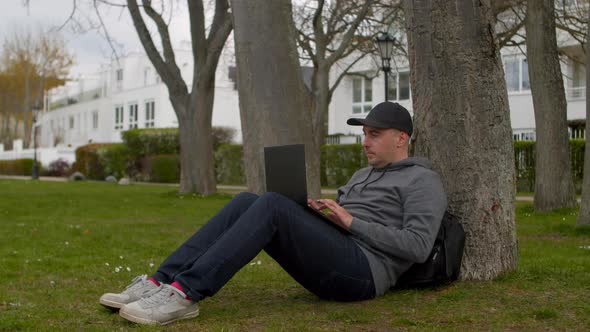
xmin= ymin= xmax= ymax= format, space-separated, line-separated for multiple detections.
xmin=129 ymin=103 xmax=138 ymax=129
xmin=352 ymin=76 xmax=372 ymax=114
xmin=504 ymin=56 xmax=530 ymax=92
xmin=145 ymin=100 xmax=155 ymax=128
xmin=114 ymin=105 xmax=124 ymax=130
xmin=116 ymin=69 xmax=123 ymax=81
xmin=69 ymin=116 xmax=74 ymax=129
xmin=92 ymin=111 xmax=99 ymax=129
xmin=387 ymin=71 xmax=411 ymax=101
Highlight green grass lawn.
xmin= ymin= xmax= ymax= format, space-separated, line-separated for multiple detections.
xmin=1 ymin=180 xmax=589 ymax=331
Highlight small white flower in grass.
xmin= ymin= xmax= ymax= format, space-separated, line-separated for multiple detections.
xmin=65 ymin=241 xmax=69 ymax=246
xmin=12 ymin=251 xmax=18 ymax=254
xmin=37 ymin=259 xmax=42 ymax=262
xmin=579 ymin=245 xmax=590 ymax=250
xmin=126 ymin=267 xmax=131 ymax=272
xmin=562 ymin=218 xmax=566 ymax=221
xmin=249 ymin=262 xmax=256 ymax=266
xmin=115 ymin=267 xmax=121 ymax=273
xmin=119 ymin=256 xmax=124 ymax=259
xmin=105 ymin=263 xmax=110 ymax=266
xmin=50 ymin=280 xmax=55 ymax=286
xmin=149 ymin=263 xmax=154 ymax=268
xmin=257 ymin=260 xmax=262 ymax=265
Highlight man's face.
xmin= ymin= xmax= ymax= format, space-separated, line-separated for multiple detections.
xmin=362 ymin=126 xmax=406 ymax=168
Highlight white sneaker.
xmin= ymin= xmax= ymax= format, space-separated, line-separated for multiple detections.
xmin=99 ymin=275 xmax=161 ymax=310
xmin=119 ymin=284 xmax=199 ymax=325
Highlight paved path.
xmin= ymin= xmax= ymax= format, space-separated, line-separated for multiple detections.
xmin=0 ymin=175 xmax=546 ymax=201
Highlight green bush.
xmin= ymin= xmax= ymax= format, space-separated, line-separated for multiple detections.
xmin=212 ymin=127 xmax=237 ymax=151
xmin=321 ymin=144 xmax=367 ymax=187
xmin=570 ymin=139 xmax=585 ymax=183
xmin=97 ymin=144 xmax=130 ymax=179
xmin=74 ymin=144 xmax=112 ymax=180
xmin=514 ymin=140 xmax=585 ymax=193
xmin=514 ymin=141 xmax=535 ymax=192
xmin=0 ymin=158 xmax=41 ymax=176
xmin=148 ymin=154 xmax=180 ymax=183
xmin=121 ymin=127 xmax=236 ymax=159
xmin=214 ymin=144 xmax=245 ymax=185
xmin=121 ymin=128 xmax=180 ymax=159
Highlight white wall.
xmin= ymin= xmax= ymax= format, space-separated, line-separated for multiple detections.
xmin=35 ymin=49 xmax=242 ymax=154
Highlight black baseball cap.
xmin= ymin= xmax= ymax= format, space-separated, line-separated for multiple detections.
xmin=347 ymin=101 xmax=413 ymax=136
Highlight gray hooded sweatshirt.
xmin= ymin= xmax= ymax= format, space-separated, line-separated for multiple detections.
xmin=337 ymin=157 xmax=447 ymax=296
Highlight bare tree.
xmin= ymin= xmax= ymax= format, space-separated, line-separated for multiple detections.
xmin=404 ymin=0 xmax=518 ymax=279
xmin=293 ymin=0 xmax=401 ymax=196
xmin=577 ymin=6 xmax=590 ymax=226
xmin=231 ymin=0 xmax=314 ymax=195
xmin=526 ymin=0 xmax=577 ymax=211
xmin=126 ymin=0 xmax=232 ymax=194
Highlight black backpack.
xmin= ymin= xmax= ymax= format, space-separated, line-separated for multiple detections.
xmin=395 ymin=211 xmax=466 ymax=289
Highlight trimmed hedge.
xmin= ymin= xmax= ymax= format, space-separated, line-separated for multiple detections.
xmin=215 ymin=144 xmax=246 ymax=185
xmin=74 ymin=144 xmax=112 ymax=180
xmin=206 ymin=141 xmax=586 ymax=189
xmin=148 ymin=154 xmax=180 ymax=183
xmin=0 ymin=158 xmax=41 ymax=176
xmin=97 ymin=144 xmax=130 ymax=179
xmin=66 ymin=139 xmax=585 ymax=190
xmin=122 ymin=128 xmax=180 ymax=159
xmin=321 ymin=144 xmax=367 ymax=187
xmin=121 ymin=127 xmax=236 ymax=159
xmin=514 ymin=140 xmax=585 ymax=192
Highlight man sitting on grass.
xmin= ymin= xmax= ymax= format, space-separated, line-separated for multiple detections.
xmin=99 ymin=101 xmax=447 ymax=325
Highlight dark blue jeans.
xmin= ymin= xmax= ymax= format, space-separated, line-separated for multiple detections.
xmin=152 ymin=192 xmax=375 ymax=302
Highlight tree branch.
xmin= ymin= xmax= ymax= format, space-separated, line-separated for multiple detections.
xmin=127 ymin=0 xmax=186 ymax=95
xmin=202 ymin=0 xmax=232 ymax=84
xmin=141 ymin=0 xmax=179 ymax=70
xmin=329 ymin=51 xmax=371 ymax=97
xmin=325 ymin=0 xmax=373 ymax=66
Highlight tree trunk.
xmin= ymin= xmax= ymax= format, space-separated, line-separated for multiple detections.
xmin=404 ymin=0 xmax=518 ymax=280
xmin=127 ymin=0 xmax=231 ymax=195
xmin=231 ymin=0 xmax=314 ymax=195
xmin=174 ymin=85 xmax=217 ymax=195
xmin=308 ymin=65 xmax=332 ymax=197
xmin=525 ymin=0 xmax=577 ymax=211
xmin=577 ymin=8 xmax=590 ymax=225
xmin=23 ymin=74 xmax=31 ymax=148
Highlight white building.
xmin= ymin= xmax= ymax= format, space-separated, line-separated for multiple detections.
xmin=7 ymin=14 xmax=586 ymax=167
xmin=36 ymin=49 xmax=241 ymax=149
xmin=328 ymin=20 xmax=587 ymax=143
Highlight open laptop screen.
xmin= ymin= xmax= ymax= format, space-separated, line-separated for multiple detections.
xmin=264 ymin=144 xmax=307 ymax=206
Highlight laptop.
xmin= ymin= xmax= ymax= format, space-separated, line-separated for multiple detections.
xmin=264 ymin=144 xmax=345 ymax=228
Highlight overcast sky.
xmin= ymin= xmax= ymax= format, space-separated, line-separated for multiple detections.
xmin=0 ymin=0 xmax=192 ymax=77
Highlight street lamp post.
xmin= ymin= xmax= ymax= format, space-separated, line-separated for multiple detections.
xmin=375 ymin=32 xmax=396 ymax=102
xmin=32 ymin=105 xmax=40 ymax=180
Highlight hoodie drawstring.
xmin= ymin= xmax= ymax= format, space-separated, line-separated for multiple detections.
xmin=359 ymin=170 xmax=387 ymax=193
xmin=345 ymin=168 xmax=374 ymax=197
